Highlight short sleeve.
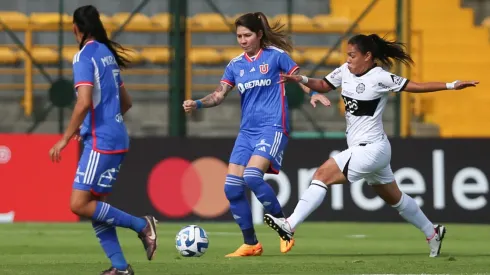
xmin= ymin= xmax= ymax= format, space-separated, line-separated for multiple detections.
xmin=323 ymin=64 xmax=344 ymax=90
xmin=220 ymin=62 xmax=235 ymax=87
xmin=376 ymin=70 xmax=409 ymax=93
xmin=277 ymin=52 xmax=299 ymax=75
xmin=73 ymin=55 xmax=94 ymax=89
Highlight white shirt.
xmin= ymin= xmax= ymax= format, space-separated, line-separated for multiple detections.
xmin=324 ymin=63 xmax=409 ymax=147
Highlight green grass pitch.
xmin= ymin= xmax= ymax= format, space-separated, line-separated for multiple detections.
xmin=0 ymin=222 xmax=488 ymax=274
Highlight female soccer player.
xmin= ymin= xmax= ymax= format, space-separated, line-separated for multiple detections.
xmin=264 ymin=33 xmax=479 ymax=257
xmin=183 ymin=12 xmax=330 ymax=257
xmin=49 ymin=5 xmax=157 ymax=274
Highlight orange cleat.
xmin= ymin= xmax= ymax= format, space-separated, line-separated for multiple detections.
xmin=280 ymin=237 xmax=295 ymax=253
xmin=225 ymin=243 xmax=263 ymax=257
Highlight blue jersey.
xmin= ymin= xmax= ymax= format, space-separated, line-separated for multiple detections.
xmin=73 ymin=40 xmax=129 ymax=153
xmin=221 ymin=46 xmax=299 ymax=134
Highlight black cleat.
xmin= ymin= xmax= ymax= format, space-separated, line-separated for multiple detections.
xmin=100 ymin=264 xmax=134 ymax=275
xmin=138 ymin=215 xmax=158 ymax=261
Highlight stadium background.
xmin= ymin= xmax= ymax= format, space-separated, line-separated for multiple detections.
xmin=0 ymin=1 xmax=489 ymax=274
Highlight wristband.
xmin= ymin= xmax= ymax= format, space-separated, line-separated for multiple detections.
xmin=195 ymin=100 xmax=203 ymax=109
xmin=300 ymin=75 xmax=309 ymax=84
xmin=446 ymin=81 xmax=458 ymax=90
xmin=309 ymin=91 xmax=319 ymax=97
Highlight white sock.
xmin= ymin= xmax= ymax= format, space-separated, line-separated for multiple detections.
xmin=287 ymin=180 xmax=328 ymax=230
xmin=392 ymin=192 xmax=435 ymax=238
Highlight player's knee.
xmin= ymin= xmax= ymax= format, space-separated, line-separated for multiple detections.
xmin=313 ymin=158 xmax=344 ymax=185
xmin=70 ymin=194 xmax=90 ymax=216
xmin=224 ymin=184 xmax=245 ymax=202
xmin=70 ymin=199 xmax=85 ymax=216
xmin=243 ymin=168 xmax=264 ymax=190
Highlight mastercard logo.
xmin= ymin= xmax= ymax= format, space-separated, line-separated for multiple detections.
xmin=147 ymin=157 xmax=230 ymax=218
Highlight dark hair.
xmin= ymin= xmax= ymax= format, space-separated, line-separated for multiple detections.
xmin=235 ymin=12 xmax=293 ymax=53
xmin=348 ymin=34 xmax=413 ymax=68
xmin=73 ymin=5 xmax=130 ymax=69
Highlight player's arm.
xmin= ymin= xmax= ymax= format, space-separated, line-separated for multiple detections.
xmin=279 ymin=64 xmax=344 ymax=94
xmin=290 ymin=69 xmax=331 ymax=107
xmin=279 ymin=74 xmax=334 ymax=93
xmin=183 ymin=82 xmax=233 ymax=112
xmin=200 ymin=82 xmax=233 ymax=107
xmin=119 ymin=85 xmax=132 ymax=115
xmin=404 ymin=80 xmax=479 ymax=93
xmin=62 ymin=85 xmax=92 ymax=142
xmin=290 ymin=69 xmax=311 ymax=94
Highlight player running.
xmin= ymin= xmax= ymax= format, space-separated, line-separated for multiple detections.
xmin=264 ymin=33 xmax=479 ymax=257
xmin=183 ymin=12 xmax=330 ymax=257
xmin=49 ymin=5 xmax=157 ymax=274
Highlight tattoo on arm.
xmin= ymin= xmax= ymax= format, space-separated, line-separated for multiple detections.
xmin=200 ymin=83 xmax=233 ymax=108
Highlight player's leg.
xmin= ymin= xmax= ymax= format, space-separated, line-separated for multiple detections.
xmin=264 ymin=147 xmax=357 ymax=249
xmin=369 ymin=166 xmax=446 ymax=257
xmin=225 ymin=133 xmax=262 ymax=257
xmin=245 ymin=152 xmax=292 ymax=253
xmin=91 ymin=195 xmax=133 ymax=274
xmin=71 ymin=149 xmax=157 ymax=261
xmin=244 ymin=130 xmax=288 ymax=219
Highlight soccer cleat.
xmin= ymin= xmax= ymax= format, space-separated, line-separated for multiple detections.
xmin=427 ymin=224 xmax=447 ymax=257
xmin=225 ymin=243 xmax=263 ymax=257
xmin=280 ymin=237 xmax=295 ymax=253
xmin=264 ymin=214 xmax=294 ymax=241
xmin=138 ymin=215 xmax=158 ymax=261
xmin=100 ymin=264 xmax=134 ymax=275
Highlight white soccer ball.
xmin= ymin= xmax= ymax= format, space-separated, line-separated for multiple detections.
xmin=175 ymin=225 xmax=209 ymax=257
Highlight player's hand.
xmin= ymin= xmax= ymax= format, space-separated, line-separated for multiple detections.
xmin=454 ymin=80 xmax=479 ymax=90
xmin=278 ymin=74 xmax=302 ymax=84
xmin=49 ymin=138 xmax=69 ymax=163
xmin=310 ymin=93 xmax=331 ymax=108
xmin=182 ymin=100 xmax=197 ymax=113
xmin=73 ymin=127 xmax=82 ymax=141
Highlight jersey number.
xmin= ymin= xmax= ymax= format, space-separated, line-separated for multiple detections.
xmin=343 ymin=97 xmax=358 ymax=114
xmin=112 ymin=69 xmax=120 ymax=98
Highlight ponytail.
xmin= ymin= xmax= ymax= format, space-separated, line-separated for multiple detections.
xmin=348 ymin=34 xmax=414 ymax=68
xmin=235 ymin=12 xmax=293 ymax=53
xmin=73 ymin=5 xmax=131 ymax=69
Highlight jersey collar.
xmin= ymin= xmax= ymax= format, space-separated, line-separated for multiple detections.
xmin=244 ymin=48 xmax=263 ymax=62
xmin=355 ymin=63 xmax=377 ymax=77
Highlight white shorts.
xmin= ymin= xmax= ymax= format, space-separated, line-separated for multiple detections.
xmin=332 ymin=138 xmax=394 ymax=185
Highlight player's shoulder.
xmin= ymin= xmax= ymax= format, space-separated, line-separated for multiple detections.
xmin=73 ymin=41 xmax=98 ymax=64
xmin=265 ymin=46 xmax=286 ymax=54
xmin=370 ymin=66 xmax=398 ymax=81
xmin=329 ymin=62 xmax=349 ymax=76
xmin=228 ymin=52 xmax=245 ymax=65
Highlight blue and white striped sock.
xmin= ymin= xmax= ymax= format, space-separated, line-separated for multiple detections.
xmin=92 ymin=202 xmax=147 ymax=233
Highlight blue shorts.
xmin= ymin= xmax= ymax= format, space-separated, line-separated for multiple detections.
xmin=229 ymin=128 xmax=288 ymax=174
xmin=72 ymin=146 xmax=125 ymax=196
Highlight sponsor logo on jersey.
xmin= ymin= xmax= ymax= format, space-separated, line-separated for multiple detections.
xmin=378 ymin=82 xmax=391 ymax=90
xmin=330 ymin=68 xmax=341 ymax=80
xmin=237 ymin=79 xmax=272 ymax=94
xmin=390 ymin=74 xmax=403 ymax=85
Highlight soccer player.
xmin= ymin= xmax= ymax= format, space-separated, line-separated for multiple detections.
xmin=183 ymin=12 xmax=330 ymax=257
xmin=264 ymin=33 xmax=479 ymax=257
xmin=48 ymin=5 xmax=157 ymax=274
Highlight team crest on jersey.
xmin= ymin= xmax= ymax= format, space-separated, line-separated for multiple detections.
xmin=240 ymin=69 xmax=244 ymax=77
xmin=259 ymin=63 xmax=269 ymax=74
xmin=356 ymin=83 xmax=365 ymax=94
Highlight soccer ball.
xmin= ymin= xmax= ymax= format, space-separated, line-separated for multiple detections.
xmin=175 ymin=225 xmax=209 ymax=257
